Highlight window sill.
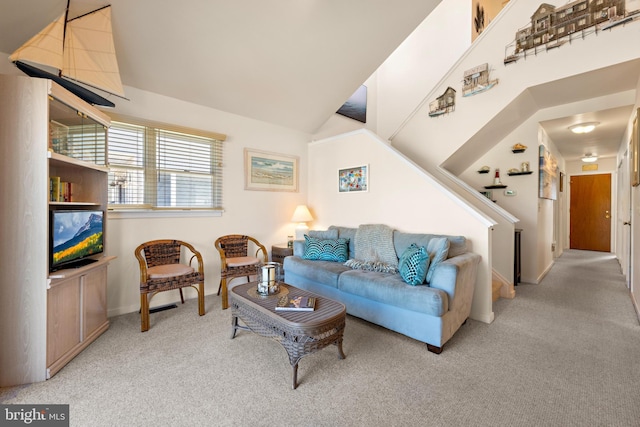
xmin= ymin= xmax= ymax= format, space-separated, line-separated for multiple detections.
xmin=108 ymin=209 xmax=223 ymax=220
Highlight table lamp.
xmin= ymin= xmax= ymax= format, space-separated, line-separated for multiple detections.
xmin=291 ymin=205 xmax=313 ymax=240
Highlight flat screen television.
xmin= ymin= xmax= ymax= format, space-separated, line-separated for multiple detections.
xmin=50 ymin=210 xmax=104 ymax=272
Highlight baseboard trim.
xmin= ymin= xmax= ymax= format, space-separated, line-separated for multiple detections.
xmin=631 ymin=290 xmax=640 ymax=325
xmin=537 ymin=260 xmax=554 ymax=284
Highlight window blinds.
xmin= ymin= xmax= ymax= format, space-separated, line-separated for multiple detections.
xmin=107 ymin=121 xmax=223 ymax=210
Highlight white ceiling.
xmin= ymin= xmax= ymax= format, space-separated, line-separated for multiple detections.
xmin=0 ymin=0 xmax=636 ymax=161
xmin=0 ymin=0 xmax=440 ymax=134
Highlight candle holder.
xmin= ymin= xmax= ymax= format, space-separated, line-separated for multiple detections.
xmin=257 ymin=262 xmax=283 ymax=296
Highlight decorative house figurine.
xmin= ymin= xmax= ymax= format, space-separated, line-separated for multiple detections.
xmin=504 ymin=1 xmax=631 ymax=64
xmin=462 ymin=63 xmax=498 ymax=97
xmin=429 ymin=87 xmax=456 ymax=117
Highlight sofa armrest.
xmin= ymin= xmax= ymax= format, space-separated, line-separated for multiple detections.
xmin=430 ymin=252 xmax=481 ymax=308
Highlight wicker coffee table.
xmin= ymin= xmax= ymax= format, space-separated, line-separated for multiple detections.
xmin=230 ymin=282 xmax=346 ymax=389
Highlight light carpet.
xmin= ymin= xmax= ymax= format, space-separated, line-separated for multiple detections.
xmin=1 ymin=249 xmax=639 ymax=426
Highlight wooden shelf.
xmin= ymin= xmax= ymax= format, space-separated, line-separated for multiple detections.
xmin=507 ymin=171 xmax=533 ymax=176
xmin=49 ymin=201 xmax=101 ymax=206
xmin=48 ymin=151 xmax=108 ymax=172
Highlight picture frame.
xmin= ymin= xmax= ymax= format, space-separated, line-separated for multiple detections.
xmin=632 ymin=111 xmax=639 ymax=187
xmin=539 ymin=145 xmax=558 ymax=200
xmin=338 ymin=165 xmax=368 ymax=192
xmin=244 ymin=148 xmax=298 ymax=192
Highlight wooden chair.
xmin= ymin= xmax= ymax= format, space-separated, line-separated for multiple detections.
xmin=134 ymin=239 xmax=205 ymax=332
xmin=215 ymin=234 xmax=268 ymax=309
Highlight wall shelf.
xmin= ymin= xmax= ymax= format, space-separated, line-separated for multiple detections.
xmin=507 ymin=171 xmax=533 ymax=176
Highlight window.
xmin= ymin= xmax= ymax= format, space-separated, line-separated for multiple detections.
xmin=107 ymin=118 xmax=225 ymax=210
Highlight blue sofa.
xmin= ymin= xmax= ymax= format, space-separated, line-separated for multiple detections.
xmin=283 ymin=225 xmax=481 ymax=353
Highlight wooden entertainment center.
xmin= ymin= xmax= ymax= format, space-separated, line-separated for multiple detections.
xmin=0 ymin=75 xmax=114 ymax=386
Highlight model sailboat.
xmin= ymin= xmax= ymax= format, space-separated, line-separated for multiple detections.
xmin=9 ymin=2 xmax=125 ymax=107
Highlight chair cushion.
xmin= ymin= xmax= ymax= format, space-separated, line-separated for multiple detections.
xmin=226 ymin=256 xmax=261 ymax=267
xmin=148 ymin=264 xmax=195 ymax=279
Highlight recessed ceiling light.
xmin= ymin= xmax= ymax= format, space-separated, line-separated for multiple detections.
xmin=569 ymin=122 xmax=599 ymax=134
xmin=582 ymin=153 xmax=598 ymax=163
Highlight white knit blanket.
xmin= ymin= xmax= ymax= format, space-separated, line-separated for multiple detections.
xmin=354 ymin=224 xmax=398 ymax=268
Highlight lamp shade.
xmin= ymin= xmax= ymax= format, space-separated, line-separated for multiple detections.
xmin=291 ymin=205 xmax=313 ymax=222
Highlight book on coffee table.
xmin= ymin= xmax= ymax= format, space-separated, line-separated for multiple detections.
xmin=276 ymin=295 xmax=316 ymax=311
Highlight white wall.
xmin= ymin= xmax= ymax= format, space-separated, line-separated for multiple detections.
xmin=459 ymin=118 xmax=541 ymax=283
xmin=312 ymin=1 xmax=470 ymax=142
xmin=624 ymin=75 xmax=640 ymax=318
xmin=375 ymin=0 xmax=470 ymax=140
xmin=94 ymin=86 xmax=311 ymax=316
xmin=307 ymin=129 xmax=496 ymax=323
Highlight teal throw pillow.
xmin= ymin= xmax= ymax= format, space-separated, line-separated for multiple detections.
xmin=426 ymin=237 xmax=450 ymax=283
xmin=302 ymin=235 xmax=349 ymax=262
xmin=398 ymin=243 xmax=430 ymax=285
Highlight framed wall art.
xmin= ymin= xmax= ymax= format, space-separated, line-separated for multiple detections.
xmin=632 ymin=111 xmax=639 ymax=187
xmin=539 ymin=145 xmax=558 ymax=200
xmin=338 ymin=165 xmax=368 ymax=193
xmin=244 ymin=148 xmax=298 ymax=192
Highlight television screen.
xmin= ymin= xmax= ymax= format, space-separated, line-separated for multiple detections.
xmin=50 ymin=210 xmax=104 ymax=271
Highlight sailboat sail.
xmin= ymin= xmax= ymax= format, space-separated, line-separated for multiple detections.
xmin=9 ymin=13 xmax=65 ymax=71
xmin=63 ymin=6 xmax=124 ymax=97
xmin=9 ymin=4 xmax=125 ymax=106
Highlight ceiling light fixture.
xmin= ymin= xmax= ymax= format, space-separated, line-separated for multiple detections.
xmin=569 ymin=122 xmax=599 ymax=134
xmin=581 ymin=153 xmax=598 ymax=163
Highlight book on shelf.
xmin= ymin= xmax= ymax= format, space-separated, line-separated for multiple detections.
xmin=275 ymin=295 xmax=316 ymax=312
xmin=49 ymin=177 xmax=73 ymax=202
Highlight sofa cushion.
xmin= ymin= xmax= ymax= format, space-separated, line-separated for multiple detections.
xmin=308 ymin=229 xmax=339 ymax=240
xmin=398 ymin=244 xmax=430 ymax=285
xmin=393 ymin=231 xmax=467 ymax=259
xmin=302 ymin=236 xmax=349 ymax=262
xmin=284 ymin=256 xmax=350 ymax=288
xmin=426 ymin=237 xmax=450 ymax=283
xmin=338 ymin=269 xmax=448 ymax=316
xmin=328 ymin=226 xmax=358 ymax=259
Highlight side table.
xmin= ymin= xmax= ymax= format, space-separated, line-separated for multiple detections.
xmin=272 ymin=244 xmax=293 ymax=264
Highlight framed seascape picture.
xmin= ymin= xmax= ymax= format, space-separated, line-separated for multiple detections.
xmin=244 ymin=148 xmax=298 ymax=192
xmin=338 ymin=165 xmax=368 ymax=192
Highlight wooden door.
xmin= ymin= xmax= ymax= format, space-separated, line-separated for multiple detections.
xmin=570 ymin=174 xmax=611 ymax=251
